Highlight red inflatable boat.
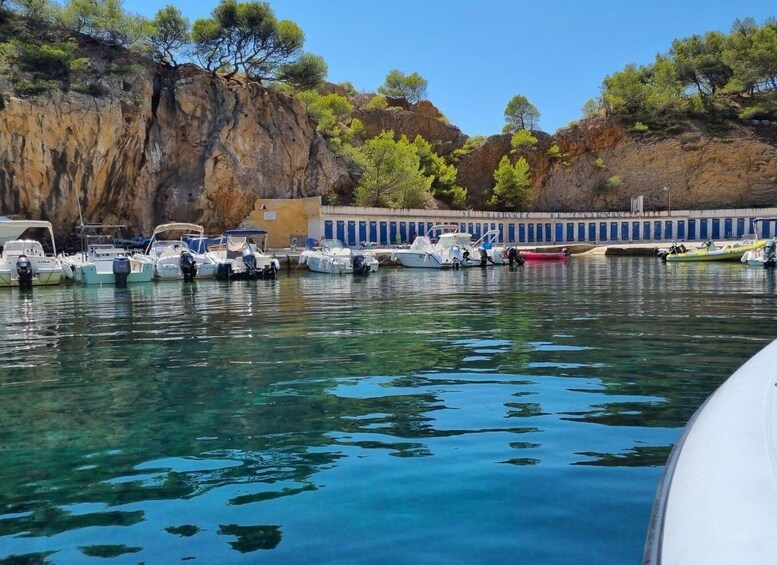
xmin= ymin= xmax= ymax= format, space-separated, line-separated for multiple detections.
xmin=519 ymin=250 xmax=571 ymax=261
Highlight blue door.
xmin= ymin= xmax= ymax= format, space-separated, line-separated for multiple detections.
xmin=632 ymin=222 xmax=640 ymax=241
xmin=599 ymin=222 xmax=607 ymax=242
xmin=379 ymin=221 xmax=388 ymax=245
xmin=528 ymin=224 xmax=535 ymax=243
xmin=643 ymin=221 xmax=650 ymax=240
xmin=324 ymin=220 xmax=334 ymax=239
xmin=711 ymin=219 xmax=720 ymax=239
xmin=588 ymin=223 xmax=596 ymax=241
xmin=567 ymin=223 xmax=575 ymax=242
xmin=677 ymin=221 xmax=685 ymax=240
xmin=545 ymin=224 xmax=552 ymax=242
xmin=468 ymin=223 xmax=474 ymax=236
xmin=358 ymin=221 xmax=367 ymax=245
xmin=555 ymin=223 xmax=564 ymax=243
xmin=724 ymin=219 xmax=733 ymax=239
xmin=399 ymin=222 xmax=407 ymax=244
xmin=736 ymin=218 xmax=745 ymax=238
xmin=508 ymin=224 xmax=515 ymax=242
xmin=610 ymin=222 xmax=618 ymax=241
xmin=408 ymin=222 xmax=417 ymax=243
xmin=369 ymin=221 xmax=377 ymax=243
xmin=688 ymin=219 xmax=696 ymax=240
xmin=764 ymin=220 xmax=772 ymax=237
xmin=519 ymin=224 xmax=526 ymax=243
xmin=578 ymin=223 xmax=586 ymax=241
xmin=536 ymin=224 xmax=543 ymax=243
xmin=347 ymin=221 xmax=356 ymax=246
xmin=665 ymin=221 xmax=673 ymax=240
xmin=336 ymin=221 xmax=346 ymax=242
xmin=700 ymin=219 xmax=708 ymax=240
xmin=654 ymin=221 xmax=662 ymax=240
xmin=621 ymin=222 xmax=629 ymax=241
xmin=498 ymin=224 xmax=505 ymax=243
xmin=389 ymin=222 xmax=398 ymax=244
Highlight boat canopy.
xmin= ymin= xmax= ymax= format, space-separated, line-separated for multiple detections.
xmin=0 ymin=220 xmax=57 ymax=252
xmin=223 ymin=228 xmax=267 ymax=237
xmin=152 ymin=223 xmax=205 ymax=237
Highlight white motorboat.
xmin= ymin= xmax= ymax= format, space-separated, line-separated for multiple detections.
xmin=741 ymin=239 xmax=777 ymax=268
xmin=0 ymin=219 xmax=64 ymax=289
xmin=390 ymin=224 xmax=475 ymax=269
xmin=137 ymin=223 xmax=217 ymax=281
xmin=298 ymin=238 xmax=378 ymax=275
xmin=644 ymin=338 xmax=777 ymax=565
xmin=60 ymin=225 xmax=154 ymax=286
xmin=472 ymin=229 xmax=510 ymax=266
xmin=206 ymin=228 xmax=280 ymax=280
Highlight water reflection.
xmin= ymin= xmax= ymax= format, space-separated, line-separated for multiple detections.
xmin=0 ymin=259 xmax=774 ymax=564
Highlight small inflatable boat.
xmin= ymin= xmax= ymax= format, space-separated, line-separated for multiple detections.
xmin=519 ymin=248 xmax=571 ymax=261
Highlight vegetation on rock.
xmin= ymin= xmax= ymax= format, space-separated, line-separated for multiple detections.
xmin=377 ymin=69 xmax=428 ymax=103
xmin=488 ymin=156 xmax=531 ymax=210
xmin=503 ymin=94 xmax=540 ymax=132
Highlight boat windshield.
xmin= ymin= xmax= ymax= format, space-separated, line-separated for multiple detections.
xmin=321 ymin=239 xmax=346 ymax=251
xmin=437 ymin=234 xmax=472 ymax=249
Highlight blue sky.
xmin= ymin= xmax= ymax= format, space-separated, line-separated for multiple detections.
xmin=125 ymin=0 xmax=777 ymax=137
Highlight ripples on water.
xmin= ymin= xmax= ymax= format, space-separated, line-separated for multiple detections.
xmin=0 ymin=258 xmax=775 ymax=564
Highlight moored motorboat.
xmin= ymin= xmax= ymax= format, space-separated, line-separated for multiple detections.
xmin=644 ymin=338 xmax=777 ymax=565
xmin=299 ymin=238 xmax=378 ymax=275
xmin=0 ymin=219 xmax=64 ymax=289
xmin=137 ymin=223 xmax=217 ymax=281
xmin=472 ymin=229 xmax=509 ymax=266
xmin=391 ymin=224 xmax=475 ymax=269
xmin=206 ymin=228 xmax=280 ymax=280
xmin=741 ymin=239 xmax=777 ymax=268
xmin=520 ymin=248 xmax=571 ymax=261
xmin=664 ymin=239 xmax=764 ymax=262
xmin=59 ymin=225 xmax=154 ymax=286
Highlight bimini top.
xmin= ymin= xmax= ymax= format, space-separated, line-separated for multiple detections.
xmin=223 ymin=228 xmax=267 ymax=238
xmin=0 ymin=219 xmax=56 ymax=249
xmin=151 ymin=223 xmax=205 ymax=237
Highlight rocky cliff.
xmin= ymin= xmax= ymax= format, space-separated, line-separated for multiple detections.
xmin=0 ymin=45 xmax=350 ymax=235
xmin=456 ymin=117 xmax=777 ymax=213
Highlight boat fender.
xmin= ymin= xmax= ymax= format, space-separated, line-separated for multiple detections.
xmin=16 ymin=255 xmax=33 ymax=291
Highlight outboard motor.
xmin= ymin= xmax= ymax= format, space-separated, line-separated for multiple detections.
xmin=352 ymin=253 xmax=370 ymax=276
xmin=112 ymin=257 xmax=131 ymax=287
xmin=562 ymin=247 xmax=570 ymax=256
xmin=16 ymin=255 xmax=33 ymax=291
xmin=242 ymin=249 xmax=257 ymax=279
xmin=507 ymin=247 xmax=524 ymax=268
xmin=480 ymin=247 xmax=489 ymax=268
xmin=462 ymin=250 xmax=470 ymax=265
xmin=765 ymin=240 xmax=777 ymax=269
xmin=179 ymin=251 xmax=198 ymax=282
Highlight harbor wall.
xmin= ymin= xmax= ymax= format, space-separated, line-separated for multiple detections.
xmin=318 ymin=206 xmax=777 ymax=247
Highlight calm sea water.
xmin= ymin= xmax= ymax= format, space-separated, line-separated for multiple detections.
xmin=1 ymin=257 xmax=776 ymax=564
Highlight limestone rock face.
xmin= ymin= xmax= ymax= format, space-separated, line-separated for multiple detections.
xmin=354 ymin=99 xmax=467 ymax=156
xmin=0 ymin=62 xmax=351 ymax=235
xmin=456 ymin=118 xmax=777 ymax=212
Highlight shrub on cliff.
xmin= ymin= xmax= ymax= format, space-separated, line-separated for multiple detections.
xmin=377 ymin=69 xmax=428 ymax=103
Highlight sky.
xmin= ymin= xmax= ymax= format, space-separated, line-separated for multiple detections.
xmin=124 ymin=0 xmax=777 ymax=137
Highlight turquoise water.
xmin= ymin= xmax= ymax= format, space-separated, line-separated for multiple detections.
xmin=1 ymin=258 xmax=776 ymax=564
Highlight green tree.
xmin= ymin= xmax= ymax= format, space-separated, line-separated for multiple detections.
xmin=148 ymin=5 xmax=189 ymax=66
xmin=488 ymin=156 xmax=531 ymax=210
xmin=191 ymin=0 xmax=325 ymax=87
xmin=60 ymin=0 xmax=103 ymax=34
xmin=581 ymin=98 xmax=601 ymax=118
xmin=503 ymin=94 xmax=540 ymax=132
xmin=510 ymin=129 xmax=538 ymax=150
xmin=353 ymin=131 xmax=432 ymax=209
xmin=411 ymin=135 xmax=467 ymax=209
xmin=10 ymin=0 xmax=58 ymax=21
xmin=670 ymin=31 xmax=732 ymax=95
xmin=377 ymin=69 xmax=428 ymax=103
xmin=602 ymin=63 xmax=649 ymax=116
xmin=275 ymin=52 xmax=327 ymax=89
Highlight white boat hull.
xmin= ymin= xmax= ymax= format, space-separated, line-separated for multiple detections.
xmin=392 ymin=250 xmax=472 ymax=269
xmin=0 ymin=267 xmax=62 ymax=287
xmin=67 ymin=258 xmax=154 ymax=285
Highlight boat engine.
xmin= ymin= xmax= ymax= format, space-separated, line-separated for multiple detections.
xmin=765 ymin=240 xmax=776 ymax=269
xmin=479 ymin=247 xmax=490 ymax=268
xmin=506 ymin=247 xmax=524 ymax=267
xmin=352 ymin=253 xmax=371 ymax=276
xmin=179 ymin=251 xmax=198 ymax=282
xmin=16 ymin=255 xmax=33 ymax=290
xmin=242 ymin=249 xmax=257 ymax=278
xmin=112 ymin=257 xmax=132 ymax=287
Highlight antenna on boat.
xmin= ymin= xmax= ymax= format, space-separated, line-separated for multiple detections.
xmin=75 ymin=190 xmax=86 ymax=260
